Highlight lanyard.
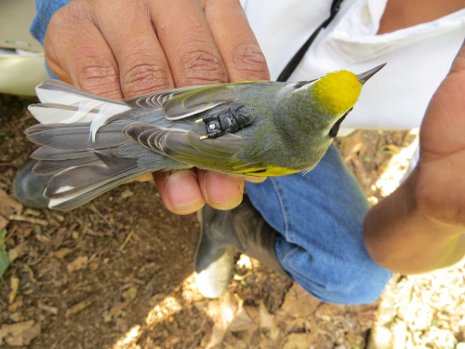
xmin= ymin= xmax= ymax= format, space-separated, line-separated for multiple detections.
xmin=277 ymin=0 xmax=345 ymax=82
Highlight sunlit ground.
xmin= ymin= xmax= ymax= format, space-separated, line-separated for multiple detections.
xmin=368 ymin=129 xmax=419 ymax=204
xmin=366 ymin=130 xmax=465 ymax=349
xmin=111 ymin=273 xmax=197 ymax=349
xmin=109 ymin=129 xmax=465 ymax=349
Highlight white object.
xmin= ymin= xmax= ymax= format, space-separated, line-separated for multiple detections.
xmin=243 ymin=0 xmax=465 ymax=131
xmin=0 ymin=0 xmax=49 ymax=96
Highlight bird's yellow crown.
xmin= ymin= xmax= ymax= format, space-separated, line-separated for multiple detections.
xmin=312 ymin=70 xmax=362 ymax=116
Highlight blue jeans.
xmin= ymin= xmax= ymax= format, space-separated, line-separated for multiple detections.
xmin=245 ymin=145 xmax=393 ymax=305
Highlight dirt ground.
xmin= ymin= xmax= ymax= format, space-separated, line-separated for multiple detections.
xmin=1 ymin=94 xmax=465 ymax=349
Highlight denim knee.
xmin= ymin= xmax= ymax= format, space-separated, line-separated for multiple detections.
xmin=246 ymin=145 xmax=393 ymax=305
xmin=277 ymin=236 xmax=392 ymax=305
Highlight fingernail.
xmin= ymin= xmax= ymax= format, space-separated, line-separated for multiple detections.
xmin=244 ymin=176 xmax=267 ymax=183
xmin=203 ymin=172 xmax=244 ymax=210
xmin=135 ymin=173 xmax=155 ymax=183
xmin=165 ymin=170 xmax=204 ymax=215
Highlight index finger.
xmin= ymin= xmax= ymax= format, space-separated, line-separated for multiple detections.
xmin=204 ymin=0 xmax=269 ymax=82
xmin=44 ymin=2 xmax=123 ymax=99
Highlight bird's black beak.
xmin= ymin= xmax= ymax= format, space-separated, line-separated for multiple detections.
xmin=357 ymin=63 xmax=387 ymax=84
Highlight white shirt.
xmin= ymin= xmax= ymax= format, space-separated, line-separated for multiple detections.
xmin=242 ymin=0 xmax=465 ymax=131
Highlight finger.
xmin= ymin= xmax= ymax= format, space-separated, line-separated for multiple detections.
xmin=153 ymin=171 xmax=205 ymax=215
xmin=44 ymin=2 xmax=123 ymax=99
xmin=243 ymin=176 xmax=267 ymax=183
xmin=46 ymin=59 xmax=71 ymax=83
xmin=93 ymin=0 xmax=174 ymax=98
xmin=420 ymin=40 xmax=465 ymax=157
xmin=149 ymin=0 xmax=229 ymax=87
xmin=197 ymin=170 xmax=244 ymax=210
xmin=204 ymin=0 xmax=269 ymax=82
xmin=148 ymin=0 xmax=231 ymax=213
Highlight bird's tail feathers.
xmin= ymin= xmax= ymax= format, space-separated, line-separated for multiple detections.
xmin=43 ymin=153 xmax=144 ymax=210
xmin=26 ymin=122 xmax=127 ymax=150
xmin=25 ymin=117 xmax=149 ymax=211
xmin=28 ymin=80 xmax=132 ymax=141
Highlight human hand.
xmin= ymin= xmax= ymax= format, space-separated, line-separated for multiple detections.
xmin=363 ymin=42 xmax=465 ymax=273
xmin=415 ymin=41 xmax=465 ymax=227
xmin=43 ymin=0 xmax=269 ymax=214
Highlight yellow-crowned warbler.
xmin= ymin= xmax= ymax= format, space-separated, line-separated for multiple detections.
xmin=25 ymin=64 xmax=385 ymax=210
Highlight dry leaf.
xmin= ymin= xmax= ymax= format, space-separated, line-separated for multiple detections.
xmin=23 ymin=208 xmax=41 ymax=217
xmin=8 ymin=215 xmax=48 ymax=226
xmin=281 ymin=332 xmax=314 ymax=349
xmin=6 ymin=322 xmax=41 ymax=346
xmin=0 ymin=321 xmax=34 ymax=340
xmin=0 ymin=190 xmax=23 ymax=218
xmin=8 ymin=300 xmax=23 ymax=313
xmin=35 ymin=234 xmax=52 ymax=245
xmin=67 ymin=256 xmax=88 ymax=273
xmin=0 ymin=215 xmax=7 ymax=230
xmin=9 ymin=312 xmax=23 ymax=322
xmin=277 ymin=284 xmax=321 ymax=320
xmin=114 ymin=318 xmax=129 ymax=333
xmin=229 ymin=306 xmax=256 ymax=332
xmin=120 ymin=189 xmax=134 ymax=199
xmin=122 ymin=286 xmax=138 ymax=303
xmin=205 ymin=291 xmax=241 ymax=349
xmin=8 ymin=242 xmax=28 ymax=262
xmin=66 ymin=296 xmax=96 ymax=317
xmin=0 ymin=320 xmax=38 ymax=346
xmin=8 ymin=276 xmax=19 ymax=304
xmin=259 ymin=302 xmax=280 ymax=341
xmin=52 ymin=247 xmax=73 ymax=259
xmin=103 ymin=302 xmax=127 ymax=322
xmin=38 ymin=303 xmax=59 ymax=315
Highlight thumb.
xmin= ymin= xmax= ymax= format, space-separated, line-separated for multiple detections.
xmin=420 ymin=40 xmax=465 ymax=159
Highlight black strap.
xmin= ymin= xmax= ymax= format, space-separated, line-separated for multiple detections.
xmin=277 ymin=0 xmax=345 ymax=82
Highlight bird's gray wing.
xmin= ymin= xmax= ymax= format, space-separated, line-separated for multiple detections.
xmin=125 ymin=82 xmax=261 ymax=120
xmin=123 ymin=121 xmax=248 ymax=170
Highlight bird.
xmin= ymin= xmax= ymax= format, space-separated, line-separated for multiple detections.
xmin=25 ymin=63 xmax=385 ymax=210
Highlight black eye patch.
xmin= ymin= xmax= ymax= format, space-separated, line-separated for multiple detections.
xmin=329 ymin=108 xmax=353 ymax=138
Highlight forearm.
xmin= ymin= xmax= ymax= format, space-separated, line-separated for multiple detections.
xmin=363 ymin=168 xmax=465 ymax=274
xmin=30 ymin=0 xmax=71 ymax=44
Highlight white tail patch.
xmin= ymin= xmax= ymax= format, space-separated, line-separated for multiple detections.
xmin=30 ymin=80 xmax=131 ymax=142
xmin=55 ymin=99 xmax=103 ymax=124
xmin=48 ymin=184 xmax=96 ymax=209
xmin=53 ymin=185 xmax=76 ymax=194
xmin=88 ymin=102 xmax=123 ymax=142
xmin=28 ymin=104 xmax=96 ymax=124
